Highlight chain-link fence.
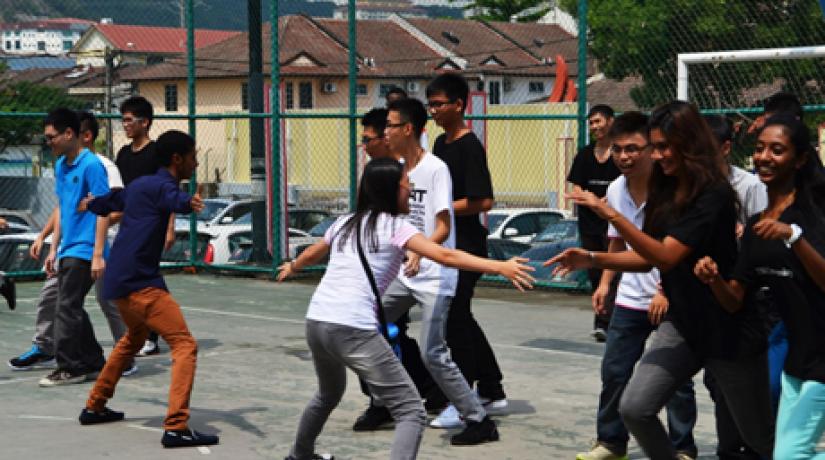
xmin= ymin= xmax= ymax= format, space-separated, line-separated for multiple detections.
xmin=4 ymin=0 xmax=823 ymax=289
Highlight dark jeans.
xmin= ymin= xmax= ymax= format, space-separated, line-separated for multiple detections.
xmin=54 ymin=257 xmax=105 ymax=374
xmin=598 ymin=307 xmax=697 ymax=455
xmin=580 ymin=232 xmax=612 ymax=330
xmin=619 ymin=321 xmax=774 ymax=459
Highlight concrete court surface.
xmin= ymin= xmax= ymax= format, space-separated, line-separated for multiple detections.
xmin=0 ymin=274 xmax=722 ymax=459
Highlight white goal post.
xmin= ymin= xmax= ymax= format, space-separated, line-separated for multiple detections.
xmin=677 ymin=45 xmax=825 ymax=100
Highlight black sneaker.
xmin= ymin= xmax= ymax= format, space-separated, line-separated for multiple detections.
xmin=1 ymin=276 xmax=15 ymax=310
xmin=8 ymin=344 xmax=56 ymax=370
xmin=450 ymin=416 xmax=499 ymax=446
xmin=38 ymin=369 xmax=87 ymax=387
xmin=79 ymin=407 xmax=125 ymax=425
xmin=284 ymin=454 xmax=334 ymax=460
xmin=352 ymin=405 xmax=393 ymax=431
xmin=161 ymin=428 xmax=219 ymax=448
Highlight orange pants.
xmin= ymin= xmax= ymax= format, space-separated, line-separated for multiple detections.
xmin=86 ymin=287 xmax=197 ymax=430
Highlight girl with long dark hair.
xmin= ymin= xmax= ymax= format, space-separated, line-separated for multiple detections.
xmin=695 ymin=114 xmax=825 ymax=459
xmin=546 ymin=101 xmax=774 ymax=459
xmin=277 ymin=158 xmax=534 ymax=460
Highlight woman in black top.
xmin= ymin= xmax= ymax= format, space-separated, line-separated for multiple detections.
xmin=546 ymin=101 xmax=773 ymax=459
xmin=695 ymin=114 xmax=825 ymax=459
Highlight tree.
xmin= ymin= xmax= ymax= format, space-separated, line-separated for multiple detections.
xmin=0 ymin=65 xmax=84 ymax=154
xmin=559 ymin=0 xmax=825 ymax=110
xmin=458 ymin=0 xmax=552 ymax=22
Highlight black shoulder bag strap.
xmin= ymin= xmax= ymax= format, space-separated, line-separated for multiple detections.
xmin=355 ymin=218 xmax=391 ymax=341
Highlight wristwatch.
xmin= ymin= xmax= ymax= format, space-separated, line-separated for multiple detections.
xmin=784 ymin=223 xmax=803 ymax=248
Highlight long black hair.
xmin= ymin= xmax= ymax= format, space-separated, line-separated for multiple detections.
xmin=644 ymin=100 xmax=735 ymax=234
xmin=761 ymin=114 xmax=825 ymax=222
xmin=334 ymin=158 xmax=405 ymax=252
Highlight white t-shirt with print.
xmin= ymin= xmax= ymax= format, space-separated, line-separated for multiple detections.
xmin=397 ymin=152 xmax=458 ymax=295
xmin=606 ymin=176 xmax=660 ymax=311
xmin=306 ymin=213 xmax=419 ymax=330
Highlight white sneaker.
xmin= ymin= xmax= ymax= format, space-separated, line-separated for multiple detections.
xmin=482 ymin=398 xmax=508 ymax=414
xmin=429 ymin=404 xmax=464 ymax=429
xmin=121 ymin=363 xmax=139 ymax=377
xmin=137 ymin=340 xmax=159 ymax=357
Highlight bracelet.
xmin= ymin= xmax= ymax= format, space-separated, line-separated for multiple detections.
xmin=784 ymin=223 xmax=803 ymax=248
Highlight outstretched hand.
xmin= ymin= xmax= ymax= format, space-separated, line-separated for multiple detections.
xmin=77 ymin=192 xmax=94 ymax=212
xmin=276 ymin=261 xmax=295 ymax=282
xmin=566 ymin=190 xmax=616 ymax=220
xmin=498 ymin=257 xmax=536 ymax=292
xmin=190 ymin=184 xmax=205 ymax=213
xmin=543 ymin=247 xmax=593 ymax=278
xmin=753 ymin=218 xmax=793 ymax=241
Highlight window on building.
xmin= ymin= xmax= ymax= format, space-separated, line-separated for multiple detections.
xmin=488 ymin=81 xmax=501 ymax=105
xmin=356 ymin=83 xmax=368 ymax=96
xmin=15 ymin=41 xmax=20 ymax=50
xmin=379 ymin=83 xmax=398 ymax=98
xmin=4 ymin=42 xmax=10 ymax=50
xmin=241 ymin=82 xmax=249 ymax=110
xmin=37 ymin=41 xmax=45 ymax=51
xmin=285 ymin=82 xmax=294 ymax=109
xmin=299 ymin=82 xmax=313 ymax=109
xmin=528 ymin=81 xmax=545 ymax=93
xmin=62 ymin=30 xmax=73 ymax=37
xmin=164 ymin=84 xmax=178 ymax=112
xmin=63 ymin=40 xmax=73 ymax=51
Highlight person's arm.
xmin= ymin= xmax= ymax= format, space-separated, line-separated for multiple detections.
xmin=567 ymin=189 xmax=692 ymax=271
xmin=693 ymin=255 xmax=747 ymax=313
xmin=45 ymin=206 xmax=61 ymax=276
xmin=91 ymin=215 xmax=108 ymax=280
xmin=754 ymin=218 xmax=825 ymax=293
xmin=165 ymin=214 xmax=176 ymax=252
xmin=277 ymin=240 xmax=331 ymax=281
xmin=31 ymin=208 xmax=58 ymax=260
xmin=545 ymin=247 xmax=654 ymax=278
xmin=593 ymin=238 xmax=622 ymax=314
xmin=453 ymin=197 xmax=494 ymax=216
xmin=405 ymin=208 xmax=451 ymax=277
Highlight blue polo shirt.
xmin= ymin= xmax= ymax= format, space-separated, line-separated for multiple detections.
xmin=55 ymin=148 xmax=110 ymax=261
xmin=88 ymin=169 xmax=193 ymax=300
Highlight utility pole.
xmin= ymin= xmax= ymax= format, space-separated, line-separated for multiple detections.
xmin=248 ymin=0 xmax=267 ymax=262
xmin=104 ymin=46 xmax=114 ymax=157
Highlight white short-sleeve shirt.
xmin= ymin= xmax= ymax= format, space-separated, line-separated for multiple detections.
xmin=606 ymin=175 xmax=660 ymax=311
xmin=397 ymin=152 xmax=458 ymax=295
xmin=96 ymin=153 xmax=125 ymax=189
xmin=306 ymin=213 xmax=419 ymax=330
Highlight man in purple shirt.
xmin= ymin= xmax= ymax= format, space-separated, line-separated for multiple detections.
xmin=76 ymin=130 xmax=218 ymax=449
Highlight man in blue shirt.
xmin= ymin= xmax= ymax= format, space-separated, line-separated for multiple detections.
xmin=77 ymin=130 xmax=218 ymax=449
xmin=38 ymin=108 xmax=110 ymax=387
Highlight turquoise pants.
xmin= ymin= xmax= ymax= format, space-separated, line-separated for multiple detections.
xmin=775 ymin=372 xmax=825 ymax=459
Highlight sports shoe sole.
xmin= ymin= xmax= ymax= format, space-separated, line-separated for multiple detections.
xmin=39 ymin=374 xmax=87 ymax=387
xmin=7 ymin=358 xmax=56 ymax=371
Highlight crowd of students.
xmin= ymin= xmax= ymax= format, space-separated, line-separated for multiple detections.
xmin=2 ymin=73 xmax=824 ymax=460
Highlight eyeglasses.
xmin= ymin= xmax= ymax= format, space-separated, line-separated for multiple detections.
xmin=426 ymin=100 xmax=453 ymax=109
xmin=361 ymin=135 xmax=383 ymax=144
xmin=385 ymin=122 xmax=407 ymax=129
xmin=44 ymin=132 xmax=65 ymax=143
xmin=121 ymin=117 xmax=144 ymax=125
xmin=611 ymin=144 xmax=649 ymax=155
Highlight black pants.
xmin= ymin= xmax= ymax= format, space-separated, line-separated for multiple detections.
xmin=580 ymin=232 xmax=612 ymax=331
xmin=428 ymin=270 xmax=505 ymax=404
xmin=54 ymin=257 xmax=105 ymax=374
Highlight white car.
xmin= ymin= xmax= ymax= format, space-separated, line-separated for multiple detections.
xmin=485 ymin=208 xmax=571 ymax=244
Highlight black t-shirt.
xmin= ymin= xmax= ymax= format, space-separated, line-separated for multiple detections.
xmin=433 ymin=132 xmax=494 ymax=256
xmin=566 ymin=143 xmax=621 ymax=236
xmin=115 ymin=141 xmax=159 ymax=186
xmin=656 ymin=184 xmax=765 ymax=359
xmin=733 ymin=204 xmax=825 ymax=383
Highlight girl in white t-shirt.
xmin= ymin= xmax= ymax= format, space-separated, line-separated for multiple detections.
xmin=277 ymin=158 xmax=533 ymax=460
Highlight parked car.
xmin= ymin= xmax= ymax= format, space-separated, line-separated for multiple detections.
xmin=0 ymin=233 xmax=50 ymax=273
xmin=176 ymin=197 xmax=332 ymax=233
xmin=162 ymin=230 xmax=213 ymax=265
xmin=225 ymin=228 xmax=312 ymax=264
xmin=519 ymin=219 xmax=589 ymax=290
xmin=0 ymin=209 xmax=39 ymax=232
xmin=486 ymin=208 xmax=570 ymax=244
xmin=486 ymin=238 xmax=532 ymax=261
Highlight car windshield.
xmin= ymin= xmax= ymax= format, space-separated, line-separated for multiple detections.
xmin=177 ymin=200 xmax=227 ymax=223
xmin=308 ymin=216 xmax=337 ymax=237
xmin=533 ymin=221 xmax=577 ymax=243
xmin=486 ymin=214 xmax=507 ymax=234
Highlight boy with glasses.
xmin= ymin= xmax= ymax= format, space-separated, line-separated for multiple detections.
xmin=424 ymin=73 xmax=505 ymax=429
xmin=577 ymin=112 xmax=697 ymax=460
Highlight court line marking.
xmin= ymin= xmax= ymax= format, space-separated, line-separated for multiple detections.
xmin=18 ymin=414 xmax=75 ymax=421
xmin=0 ymin=376 xmax=42 ymax=385
xmin=181 ymin=306 xmax=601 ymax=361
xmin=127 ymin=425 xmax=210 ymax=454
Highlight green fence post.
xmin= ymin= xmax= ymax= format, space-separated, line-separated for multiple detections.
xmin=270 ymin=0 xmax=282 ymax=270
xmin=577 ymin=0 xmax=588 ymax=150
xmin=348 ymin=0 xmax=358 ymax=211
xmin=186 ymin=0 xmax=198 ymax=267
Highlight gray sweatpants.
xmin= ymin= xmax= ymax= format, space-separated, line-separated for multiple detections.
xmin=33 ymin=275 xmax=127 ymax=355
xmin=291 ymin=320 xmax=425 ymax=460
xmin=381 ymin=279 xmax=487 ymax=423
xmin=619 ymin=320 xmax=774 ymax=459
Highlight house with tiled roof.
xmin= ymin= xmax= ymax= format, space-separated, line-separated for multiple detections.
xmin=72 ymin=23 xmax=240 ymax=67
xmin=1 ymin=18 xmax=94 ymax=56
